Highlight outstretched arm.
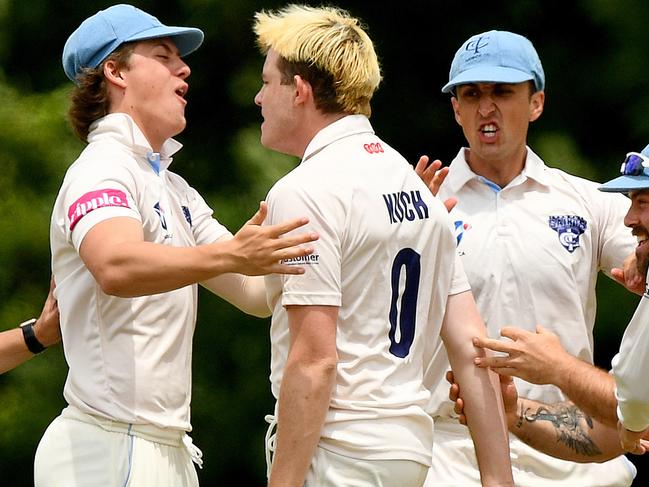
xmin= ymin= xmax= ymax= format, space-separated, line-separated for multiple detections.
xmin=448 ymin=372 xmax=648 ymax=463
xmin=473 ymin=325 xmax=617 ymax=427
xmin=0 ymin=278 xmax=60 ymax=374
xmin=80 ymin=202 xmax=318 ymax=297
xmin=441 ymin=291 xmax=513 ymax=487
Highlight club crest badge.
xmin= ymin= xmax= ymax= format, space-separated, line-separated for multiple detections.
xmin=549 ymin=215 xmax=587 ymax=253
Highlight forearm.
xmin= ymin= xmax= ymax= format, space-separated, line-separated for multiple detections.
xmin=201 ymin=274 xmax=270 ymax=318
xmin=0 ymin=328 xmax=33 ymax=374
xmin=510 ymin=398 xmax=623 ymax=463
xmin=554 ymin=358 xmax=617 ymax=427
xmin=83 ymin=239 xmax=238 ymax=297
xmin=442 ymin=292 xmax=513 ymax=486
xmin=269 ymin=360 xmax=336 ymax=487
xmin=453 ymin=356 xmax=513 ymax=485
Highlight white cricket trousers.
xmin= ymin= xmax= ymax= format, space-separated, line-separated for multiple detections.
xmin=265 ymin=414 xmax=428 ymax=486
xmin=304 ymin=447 xmax=429 ymax=487
xmin=34 ymin=406 xmax=201 ymax=487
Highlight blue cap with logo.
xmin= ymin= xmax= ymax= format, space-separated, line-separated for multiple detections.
xmin=62 ymin=4 xmax=204 ymax=82
xmin=599 ymin=144 xmax=649 ymax=193
xmin=442 ymin=30 xmax=545 ymax=94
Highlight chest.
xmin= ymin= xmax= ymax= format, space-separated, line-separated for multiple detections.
xmin=136 ymin=173 xmax=195 ymax=246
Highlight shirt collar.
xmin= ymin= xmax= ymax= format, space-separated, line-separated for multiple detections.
xmin=445 ymin=145 xmax=551 ymax=192
xmin=87 ymin=113 xmax=183 ymax=172
xmin=301 ymin=114 xmax=374 ymax=163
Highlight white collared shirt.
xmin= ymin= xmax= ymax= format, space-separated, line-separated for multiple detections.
xmin=612 ymin=278 xmax=649 ymax=432
xmin=265 ymin=115 xmax=469 ymax=465
xmin=51 ymin=113 xmax=230 ymax=430
xmin=429 ymin=146 xmax=634 ymax=414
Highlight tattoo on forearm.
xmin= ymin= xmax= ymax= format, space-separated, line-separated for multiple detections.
xmin=516 ymin=401 xmax=602 ymax=457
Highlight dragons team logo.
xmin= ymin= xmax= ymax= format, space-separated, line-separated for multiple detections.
xmin=549 ymin=215 xmax=587 ymax=253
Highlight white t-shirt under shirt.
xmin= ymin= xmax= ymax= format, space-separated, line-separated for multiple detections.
xmin=264 ymin=115 xmax=469 ymax=466
xmin=50 ymin=113 xmax=230 ymax=431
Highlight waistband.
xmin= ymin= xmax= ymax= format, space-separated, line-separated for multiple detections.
xmin=61 ymin=405 xmax=203 ymax=468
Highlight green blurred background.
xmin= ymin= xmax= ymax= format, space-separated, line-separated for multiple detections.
xmin=0 ymin=0 xmax=646 ymax=484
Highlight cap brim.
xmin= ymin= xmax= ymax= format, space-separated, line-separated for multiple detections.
xmin=125 ymin=26 xmax=204 ymax=58
xmin=442 ymin=66 xmax=534 ymax=93
xmin=599 ymin=174 xmax=649 ymax=193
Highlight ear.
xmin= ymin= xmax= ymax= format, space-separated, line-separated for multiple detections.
xmin=529 ymin=90 xmax=545 ymax=122
xmin=293 ymin=75 xmax=313 ymax=107
xmin=451 ymin=97 xmax=462 ymax=127
xmin=103 ymin=59 xmax=127 ymax=89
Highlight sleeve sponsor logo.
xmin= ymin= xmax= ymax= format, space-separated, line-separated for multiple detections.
xmin=68 ymin=188 xmax=131 ymax=231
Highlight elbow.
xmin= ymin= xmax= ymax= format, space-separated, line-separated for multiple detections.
xmin=93 ymin=266 xmax=134 ymax=297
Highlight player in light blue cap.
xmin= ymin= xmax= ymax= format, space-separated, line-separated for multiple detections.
xmin=599 ymin=146 xmax=649 ymax=455
xmin=420 ymin=29 xmax=639 ymax=487
xmin=35 ymin=4 xmax=317 ymax=487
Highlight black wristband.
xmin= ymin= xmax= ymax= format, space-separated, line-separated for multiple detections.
xmin=20 ymin=318 xmax=46 ymax=354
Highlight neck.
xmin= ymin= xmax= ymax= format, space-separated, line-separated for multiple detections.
xmin=296 ymin=112 xmax=347 ymax=158
xmin=465 ymin=146 xmax=528 ymax=188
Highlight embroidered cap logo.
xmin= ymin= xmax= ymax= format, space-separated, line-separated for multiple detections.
xmin=465 ymin=36 xmax=489 ymax=55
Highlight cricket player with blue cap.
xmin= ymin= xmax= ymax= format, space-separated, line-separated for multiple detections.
xmin=35 ymin=4 xmax=318 ymax=486
xmin=599 ymin=145 xmax=649 ymax=456
xmin=421 ymin=30 xmax=639 ymax=486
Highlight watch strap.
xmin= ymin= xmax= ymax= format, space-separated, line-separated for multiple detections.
xmin=20 ymin=318 xmax=46 ymax=354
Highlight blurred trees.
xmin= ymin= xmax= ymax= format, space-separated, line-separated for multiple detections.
xmin=0 ymin=0 xmax=647 ymax=485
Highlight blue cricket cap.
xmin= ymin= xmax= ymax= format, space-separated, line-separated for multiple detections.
xmin=62 ymin=4 xmax=204 ymax=82
xmin=599 ymin=144 xmax=649 ymax=193
xmin=442 ymin=30 xmax=545 ymax=94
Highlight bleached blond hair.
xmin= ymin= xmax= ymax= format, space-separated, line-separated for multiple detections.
xmin=254 ymin=4 xmax=382 ymax=116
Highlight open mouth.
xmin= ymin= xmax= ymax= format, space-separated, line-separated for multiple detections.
xmin=480 ymin=123 xmax=498 ymax=138
xmin=175 ymin=85 xmax=188 ymax=99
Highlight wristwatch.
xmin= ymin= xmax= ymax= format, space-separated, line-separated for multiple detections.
xmin=20 ymin=318 xmax=46 ymax=354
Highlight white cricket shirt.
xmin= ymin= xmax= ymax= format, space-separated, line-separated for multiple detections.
xmin=427 ymin=146 xmax=637 ymax=485
xmin=50 ymin=113 xmax=230 ymax=430
xmin=612 ymin=278 xmax=649 ymax=432
xmin=265 ymin=115 xmax=469 ymax=465
xmin=430 ymin=146 xmax=634 ymax=412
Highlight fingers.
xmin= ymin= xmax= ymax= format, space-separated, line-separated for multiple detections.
xmin=610 ymin=268 xmax=625 ymax=286
xmin=414 ymin=155 xmax=430 ymax=179
xmin=246 ymin=201 xmax=267 ymax=226
xmin=443 ymin=197 xmax=457 ymax=213
xmin=266 ymin=216 xmax=313 ymax=238
xmin=445 ymin=370 xmax=455 ymax=385
xmin=499 ymin=326 xmax=532 ymax=341
xmin=273 ymin=232 xmax=320 ymax=258
xmin=268 ymin=263 xmax=307 ymax=275
xmin=414 ymin=156 xmax=449 ymax=197
xmin=473 ymin=335 xmax=513 ymax=354
xmin=449 ymin=383 xmax=460 ymax=402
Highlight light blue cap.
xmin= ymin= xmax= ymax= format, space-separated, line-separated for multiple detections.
xmin=442 ymin=30 xmax=545 ymax=93
xmin=62 ymin=4 xmax=204 ymax=82
xmin=599 ymin=144 xmax=649 ymax=193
